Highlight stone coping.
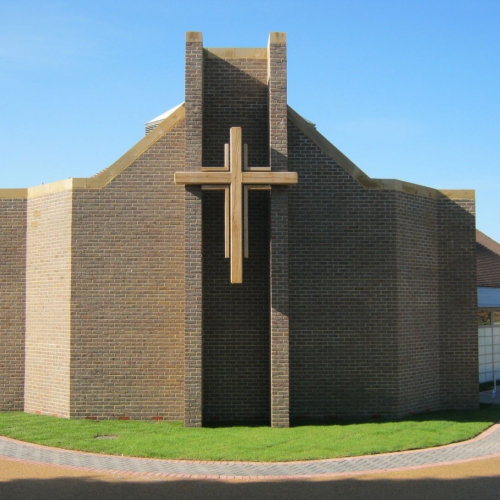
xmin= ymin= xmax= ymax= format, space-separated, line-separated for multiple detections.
xmin=0 ymin=189 xmax=27 ymax=199
xmin=204 ymin=48 xmax=267 ymax=59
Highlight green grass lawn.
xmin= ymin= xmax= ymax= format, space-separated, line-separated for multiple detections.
xmin=1 ymin=406 xmax=499 ymax=462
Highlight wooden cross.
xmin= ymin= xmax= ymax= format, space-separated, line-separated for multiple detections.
xmin=175 ymin=127 xmax=298 ymax=284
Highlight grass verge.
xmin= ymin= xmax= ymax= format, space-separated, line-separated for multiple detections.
xmin=1 ymin=406 xmax=499 ymax=462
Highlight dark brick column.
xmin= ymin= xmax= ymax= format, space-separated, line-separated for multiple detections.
xmin=268 ymin=32 xmax=290 ymax=427
xmin=184 ymin=31 xmax=203 ymax=427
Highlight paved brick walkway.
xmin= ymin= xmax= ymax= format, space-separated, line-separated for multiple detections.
xmin=1 ymin=424 xmax=500 ymax=480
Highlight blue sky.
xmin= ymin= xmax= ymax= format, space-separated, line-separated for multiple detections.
xmin=1 ymin=0 xmax=499 ymax=241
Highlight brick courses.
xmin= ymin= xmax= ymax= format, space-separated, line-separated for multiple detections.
xmin=200 ymin=42 xmax=272 ymax=424
xmin=202 ymin=52 xmax=268 ymax=167
xmin=202 ymin=190 xmax=270 ymax=423
xmin=287 ymin=120 xmax=478 ymax=419
xmin=438 ymin=197 xmax=477 ymax=411
xmin=25 ymin=192 xmax=72 ymax=417
xmin=288 ymin=122 xmax=400 ymax=419
xmin=395 ymin=192 xmax=440 ymax=415
xmin=70 ymin=122 xmax=186 ymax=420
xmin=0 ymin=199 xmax=26 ymax=411
xmin=268 ymin=33 xmax=291 ymax=428
xmin=184 ymin=32 xmax=204 ymax=427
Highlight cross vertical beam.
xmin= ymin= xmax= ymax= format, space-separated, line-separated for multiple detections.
xmin=230 ymin=127 xmax=243 ymax=283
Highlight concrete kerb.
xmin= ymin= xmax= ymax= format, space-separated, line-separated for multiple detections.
xmin=1 ymin=423 xmax=500 ymax=481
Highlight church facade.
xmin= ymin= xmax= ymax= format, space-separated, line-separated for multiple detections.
xmin=0 ymin=32 xmax=478 ymax=427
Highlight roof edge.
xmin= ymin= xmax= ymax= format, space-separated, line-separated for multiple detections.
xmin=287 ymin=105 xmax=474 ymax=201
xmin=439 ymin=189 xmax=475 ymax=200
xmin=26 ymin=104 xmax=185 ymax=199
xmin=477 ymin=229 xmax=500 ymax=257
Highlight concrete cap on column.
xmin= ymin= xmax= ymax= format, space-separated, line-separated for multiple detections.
xmin=268 ymin=32 xmax=286 ymax=44
xmin=186 ymin=32 xmax=203 ymax=42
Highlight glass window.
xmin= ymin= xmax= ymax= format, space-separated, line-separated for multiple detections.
xmin=494 ymin=312 xmax=500 ymax=325
xmin=479 ymin=311 xmax=492 ymax=326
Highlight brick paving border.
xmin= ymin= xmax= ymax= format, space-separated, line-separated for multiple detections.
xmin=1 ymin=424 xmax=500 ymax=480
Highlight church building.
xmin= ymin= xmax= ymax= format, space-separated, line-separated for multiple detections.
xmin=0 ymin=32 xmax=478 ymax=427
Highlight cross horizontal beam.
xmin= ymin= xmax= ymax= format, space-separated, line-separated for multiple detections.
xmin=174 ymin=171 xmax=297 ymax=185
xmin=174 ymin=172 xmax=231 ymax=185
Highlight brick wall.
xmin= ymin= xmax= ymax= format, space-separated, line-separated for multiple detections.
xmin=0 ymin=198 xmax=26 ymax=411
xmin=15 ymin=33 xmax=478 ymax=424
xmin=287 ymin=119 xmax=478 ymax=419
xmin=184 ymin=32 xmax=204 ymax=427
xmin=70 ymin=121 xmax=186 ymax=419
xmin=288 ymin=121 xmax=400 ymax=419
xmin=268 ymin=33 xmax=290 ymax=427
xmin=395 ymin=193 xmax=441 ymax=415
xmin=200 ymin=48 xmax=272 ymax=423
xmin=438 ymin=197 xmax=478 ymax=410
xmin=202 ymin=53 xmax=268 ymax=167
xmin=202 ymin=190 xmax=270 ymax=423
xmin=25 ymin=192 xmax=72 ymax=417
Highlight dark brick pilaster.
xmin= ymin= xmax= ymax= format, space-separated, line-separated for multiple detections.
xmin=268 ymin=32 xmax=290 ymax=427
xmin=268 ymin=32 xmax=288 ymax=172
xmin=184 ymin=32 xmax=203 ymax=427
xmin=270 ymin=187 xmax=290 ymax=427
xmin=185 ymin=32 xmax=203 ymax=172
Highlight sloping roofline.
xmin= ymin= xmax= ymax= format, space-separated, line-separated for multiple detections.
xmin=0 ymin=104 xmax=185 ymax=199
xmin=288 ymin=106 xmax=474 ymax=201
xmin=0 ymin=104 xmax=474 ymax=202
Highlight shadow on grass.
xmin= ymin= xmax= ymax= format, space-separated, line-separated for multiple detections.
xmin=202 ymin=404 xmax=500 ymax=429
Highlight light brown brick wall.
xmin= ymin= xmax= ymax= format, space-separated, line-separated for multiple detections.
xmin=0 ymin=198 xmax=26 ymax=411
xmin=25 ymin=192 xmax=72 ymax=417
xmin=70 ymin=121 xmax=186 ymax=420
